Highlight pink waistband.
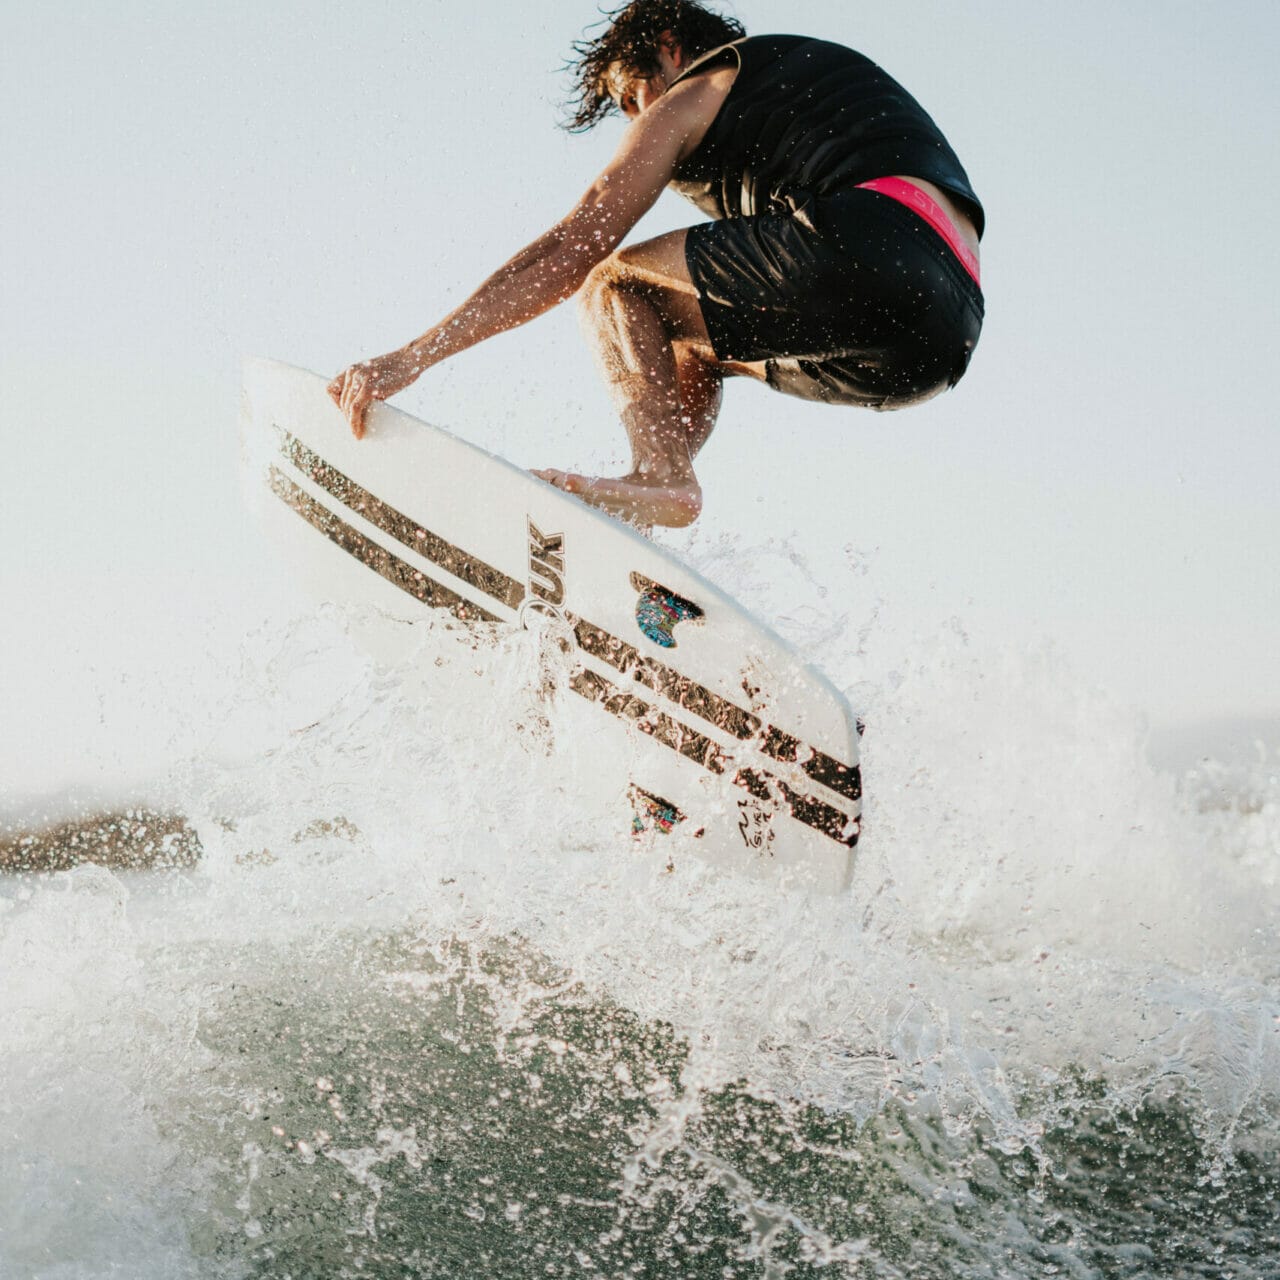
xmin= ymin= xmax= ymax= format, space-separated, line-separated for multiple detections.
xmin=856 ymin=177 xmax=981 ymax=287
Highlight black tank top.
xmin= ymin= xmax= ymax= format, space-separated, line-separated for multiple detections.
xmin=670 ymin=35 xmax=984 ymax=238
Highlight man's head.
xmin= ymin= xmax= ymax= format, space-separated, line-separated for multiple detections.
xmin=563 ymin=0 xmax=746 ymax=131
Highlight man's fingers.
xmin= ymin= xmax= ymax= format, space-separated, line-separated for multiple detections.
xmin=339 ymin=371 xmax=357 ymax=414
xmin=350 ymin=398 xmax=369 ymax=440
xmin=533 ymin=469 xmax=587 ymax=493
xmin=328 ymin=370 xmax=358 ymax=419
xmin=325 ymin=367 xmax=367 ymax=439
xmin=329 ymin=360 xmax=401 ymax=439
xmin=345 ymin=390 xmax=370 ymax=439
xmin=341 ymin=374 xmax=365 ymax=422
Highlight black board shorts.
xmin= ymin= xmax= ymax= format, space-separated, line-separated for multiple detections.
xmin=683 ymin=188 xmax=984 ymax=408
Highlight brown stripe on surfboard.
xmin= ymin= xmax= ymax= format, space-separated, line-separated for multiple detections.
xmin=759 ymin=726 xmax=863 ymax=803
xmin=269 ymin=468 xmax=499 ymax=623
xmin=573 ymin=619 xmax=760 ymax=739
xmin=572 ymin=619 xmax=861 ymax=804
xmin=270 ymin=433 xmax=859 ymax=814
xmin=275 ymin=429 xmax=525 ymax=610
xmin=570 ymin=668 xmax=858 ymax=847
xmin=569 ymin=669 xmax=729 ymax=775
xmin=734 ymin=767 xmax=860 ymax=849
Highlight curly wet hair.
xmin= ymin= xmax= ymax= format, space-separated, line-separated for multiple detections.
xmin=563 ymin=0 xmax=746 ymax=132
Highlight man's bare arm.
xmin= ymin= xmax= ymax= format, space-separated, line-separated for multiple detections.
xmin=329 ymin=74 xmax=726 ymax=437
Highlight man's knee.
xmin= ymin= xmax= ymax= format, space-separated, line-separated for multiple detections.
xmin=577 ymin=254 xmax=626 ymax=317
xmin=577 ymin=239 xmax=710 ymax=345
xmin=582 ymin=248 xmax=640 ymax=291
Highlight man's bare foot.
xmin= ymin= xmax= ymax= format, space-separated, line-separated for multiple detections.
xmin=531 ymin=468 xmax=701 ymax=528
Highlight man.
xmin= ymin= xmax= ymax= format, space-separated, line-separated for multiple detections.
xmin=328 ymin=1 xmax=984 ymax=528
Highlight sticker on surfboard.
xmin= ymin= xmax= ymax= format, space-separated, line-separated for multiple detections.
xmin=630 ymin=572 xmax=704 ymax=649
xmin=629 ymin=785 xmax=702 ymax=838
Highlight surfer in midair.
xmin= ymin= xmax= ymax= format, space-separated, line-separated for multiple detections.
xmin=329 ymin=0 xmax=983 ymax=528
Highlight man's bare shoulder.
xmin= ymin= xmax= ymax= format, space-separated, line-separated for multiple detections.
xmin=669 ymin=63 xmax=738 ymax=107
xmin=663 ymin=66 xmax=737 ymax=161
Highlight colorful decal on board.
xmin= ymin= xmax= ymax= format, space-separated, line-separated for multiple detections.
xmin=631 ymin=573 xmax=704 ymax=649
xmin=629 ymin=786 xmax=693 ymax=837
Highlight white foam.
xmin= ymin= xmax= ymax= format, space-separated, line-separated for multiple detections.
xmin=2 ymin=542 xmax=1277 ymax=1268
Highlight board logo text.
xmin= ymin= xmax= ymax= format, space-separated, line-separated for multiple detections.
xmin=528 ymin=521 xmax=565 ymax=606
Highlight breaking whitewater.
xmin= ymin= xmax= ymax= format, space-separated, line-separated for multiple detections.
xmin=3 ymin=534 xmax=1277 ymax=1279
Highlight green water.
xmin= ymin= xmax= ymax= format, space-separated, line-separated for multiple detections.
xmin=165 ymin=932 xmax=1277 ymax=1279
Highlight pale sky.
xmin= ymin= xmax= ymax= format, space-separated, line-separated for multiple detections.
xmin=3 ymin=1 xmax=1278 ymax=798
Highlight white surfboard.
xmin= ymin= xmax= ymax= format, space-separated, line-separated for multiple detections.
xmin=240 ymin=357 xmax=861 ymax=891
